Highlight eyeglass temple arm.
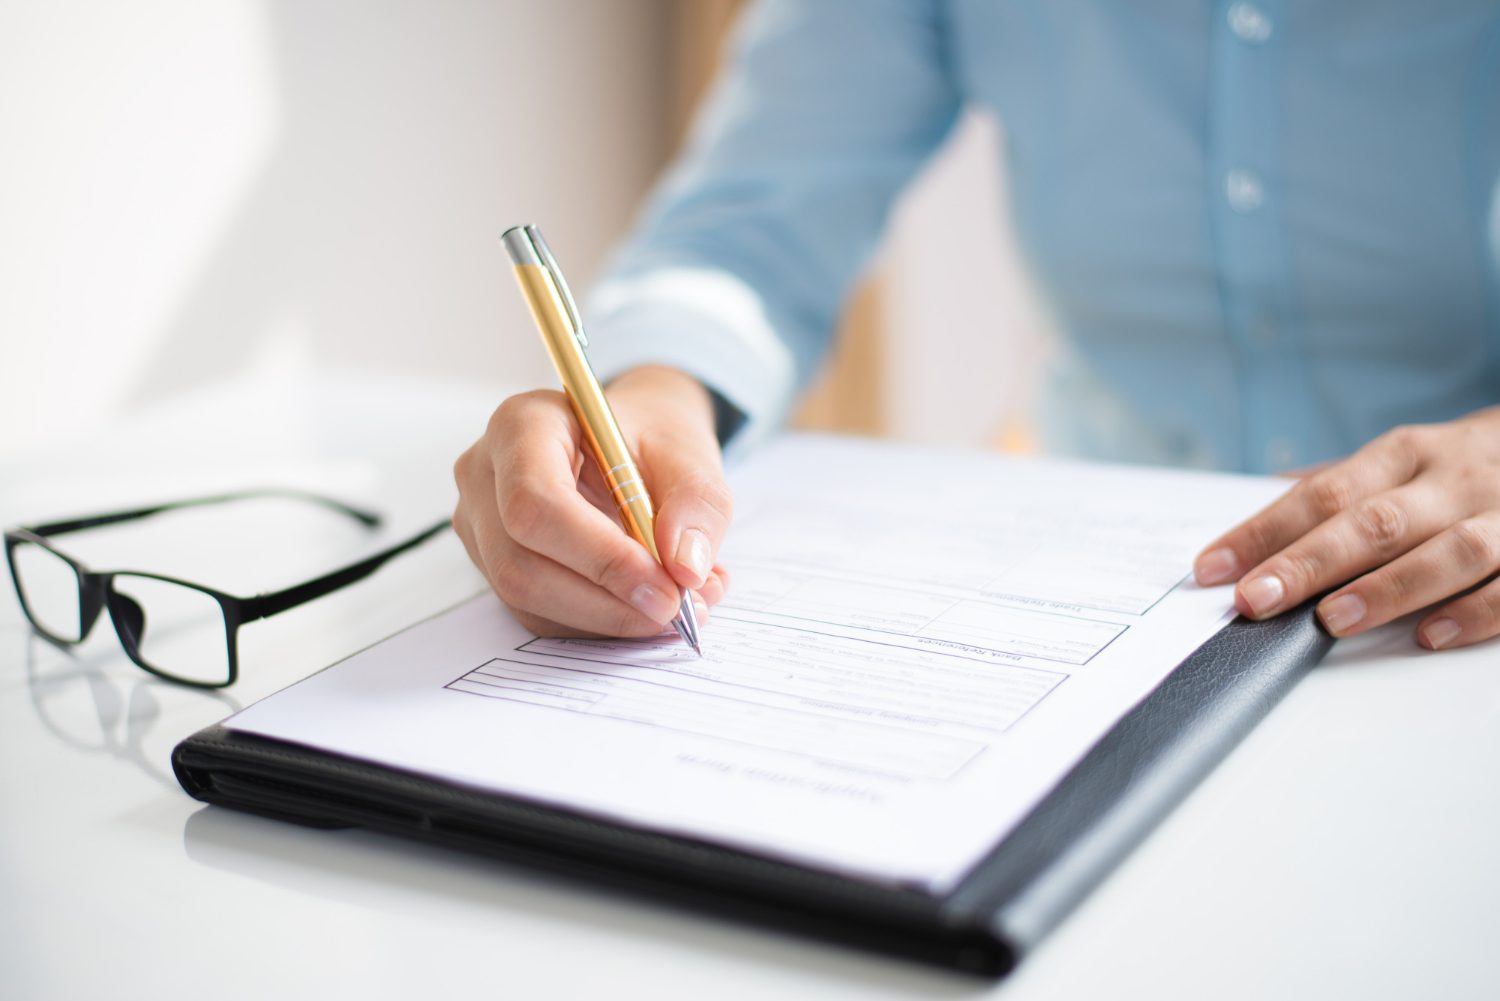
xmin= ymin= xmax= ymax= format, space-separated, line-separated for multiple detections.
xmin=251 ymin=520 xmax=450 ymax=621
xmin=26 ymin=489 xmax=382 ymax=537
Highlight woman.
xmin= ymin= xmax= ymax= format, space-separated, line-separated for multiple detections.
xmin=454 ymin=0 xmax=1500 ymax=651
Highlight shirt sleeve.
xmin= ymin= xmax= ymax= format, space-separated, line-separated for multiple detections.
xmin=584 ymin=0 xmax=962 ymax=450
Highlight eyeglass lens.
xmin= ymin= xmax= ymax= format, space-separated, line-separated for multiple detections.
xmin=108 ymin=574 xmax=231 ymax=686
xmin=10 ymin=540 xmax=84 ymax=642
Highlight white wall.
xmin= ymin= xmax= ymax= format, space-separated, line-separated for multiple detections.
xmin=0 ymin=0 xmax=675 ymax=458
xmin=877 ymin=110 xmax=1052 ymax=448
xmin=0 ymin=1 xmax=1043 ymax=460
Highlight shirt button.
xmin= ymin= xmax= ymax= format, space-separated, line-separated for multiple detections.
xmin=1228 ymin=2 xmax=1274 ymax=44
xmin=1225 ymin=169 xmax=1265 ymax=212
xmin=1265 ymin=438 xmax=1296 ymax=470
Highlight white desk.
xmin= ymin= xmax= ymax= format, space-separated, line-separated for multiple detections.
xmin=3 ymin=373 xmax=1497 ymax=1000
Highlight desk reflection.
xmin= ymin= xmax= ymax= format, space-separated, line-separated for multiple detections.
xmin=179 ymin=806 xmax=980 ymax=997
xmin=23 ymin=632 xmax=240 ymax=790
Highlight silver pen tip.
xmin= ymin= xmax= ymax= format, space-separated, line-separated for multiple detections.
xmin=672 ymin=590 xmax=703 ymax=656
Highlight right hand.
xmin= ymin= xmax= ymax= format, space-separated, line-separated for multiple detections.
xmin=452 ymin=365 xmax=733 ymax=638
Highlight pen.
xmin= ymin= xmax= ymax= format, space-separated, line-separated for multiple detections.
xmin=500 ymin=224 xmax=704 ymax=656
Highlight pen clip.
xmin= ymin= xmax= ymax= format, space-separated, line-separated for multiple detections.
xmin=525 ymin=225 xmax=588 ymax=348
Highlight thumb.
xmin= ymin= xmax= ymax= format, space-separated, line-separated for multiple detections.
xmin=641 ymin=421 xmax=733 ymax=592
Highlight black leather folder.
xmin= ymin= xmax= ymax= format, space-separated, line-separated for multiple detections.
xmin=173 ymin=603 xmax=1330 ymax=978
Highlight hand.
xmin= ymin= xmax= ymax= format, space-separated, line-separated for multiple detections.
xmin=1194 ymin=407 xmax=1500 ymax=650
xmin=453 ymin=365 xmax=732 ymax=638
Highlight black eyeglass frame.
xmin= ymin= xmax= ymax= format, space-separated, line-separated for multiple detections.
xmin=4 ymin=489 xmax=448 ymax=689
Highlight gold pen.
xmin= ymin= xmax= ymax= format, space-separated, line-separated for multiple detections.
xmin=501 ymin=224 xmax=704 ymax=656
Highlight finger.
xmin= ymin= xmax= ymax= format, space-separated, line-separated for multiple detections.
xmin=698 ymin=567 xmax=728 ymax=607
xmin=489 ymin=392 xmax=681 ymax=622
xmin=1195 ymin=436 xmax=1421 ymax=586
xmin=472 ymin=525 xmax=668 ymax=638
xmin=1232 ymin=482 xmax=1454 ymax=619
xmin=1277 ymin=459 xmax=1335 ymax=480
xmin=509 ymin=585 xmax=719 ymax=640
xmin=511 ymin=609 xmax=650 ymax=641
xmin=636 ymin=423 xmax=733 ymax=592
xmin=1315 ymin=512 xmax=1500 ymax=637
xmin=451 ymin=499 xmax=483 ymax=576
xmin=1418 ymin=570 xmax=1500 ymax=651
xmin=516 ymin=599 xmax=713 ymax=641
xmin=510 ymin=609 xmax=610 ymax=640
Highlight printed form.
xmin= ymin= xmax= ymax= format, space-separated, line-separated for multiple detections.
xmin=227 ymin=435 xmax=1289 ymax=890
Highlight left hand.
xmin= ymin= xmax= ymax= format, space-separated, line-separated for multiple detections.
xmin=1193 ymin=406 xmax=1500 ymax=651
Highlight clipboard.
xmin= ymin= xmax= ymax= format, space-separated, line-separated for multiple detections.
xmin=172 ymin=602 xmax=1331 ymax=977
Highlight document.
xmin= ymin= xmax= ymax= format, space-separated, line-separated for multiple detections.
xmin=226 ymin=435 xmax=1289 ymax=890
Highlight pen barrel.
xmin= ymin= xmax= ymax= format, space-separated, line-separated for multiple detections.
xmin=512 ymin=264 xmax=662 ymax=562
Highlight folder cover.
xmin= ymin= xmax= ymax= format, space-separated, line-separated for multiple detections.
xmin=173 ymin=602 xmax=1330 ymax=977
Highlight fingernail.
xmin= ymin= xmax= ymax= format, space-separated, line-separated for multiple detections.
xmin=1240 ymin=574 xmax=1285 ymax=617
xmin=630 ymin=584 xmax=674 ymax=623
xmin=693 ymin=597 xmax=710 ymax=623
xmin=1195 ymin=548 xmax=1240 ymax=586
xmin=1422 ymin=617 xmax=1461 ymax=650
xmin=676 ymin=528 xmax=712 ymax=584
xmin=1318 ymin=593 xmax=1367 ymax=635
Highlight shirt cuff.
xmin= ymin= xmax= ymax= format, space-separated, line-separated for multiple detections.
xmin=585 ymin=267 xmax=799 ymax=457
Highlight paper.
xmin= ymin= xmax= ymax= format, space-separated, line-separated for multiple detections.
xmin=226 ymin=435 xmax=1288 ymax=890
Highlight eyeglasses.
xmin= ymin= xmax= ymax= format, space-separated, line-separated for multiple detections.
xmin=4 ymin=489 xmax=448 ymax=688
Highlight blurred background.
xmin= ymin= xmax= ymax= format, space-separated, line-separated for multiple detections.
xmin=0 ymin=0 xmax=1054 ymax=463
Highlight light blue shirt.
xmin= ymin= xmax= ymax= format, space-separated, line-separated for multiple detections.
xmin=586 ymin=0 xmax=1500 ymax=473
